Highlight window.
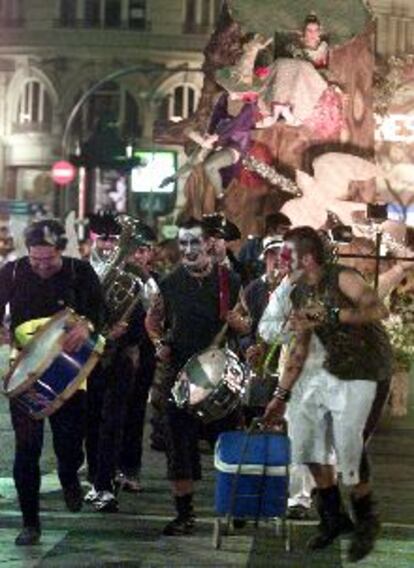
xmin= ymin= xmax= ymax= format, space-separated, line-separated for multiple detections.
xmin=105 ymin=0 xmax=121 ymax=27
xmin=161 ymin=84 xmax=199 ymax=122
xmin=16 ymin=81 xmax=53 ymax=131
xmin=74 ymin=81 xmax=140 ymax=140
xmin=83 ymin=0 xmax=147 ymax=29
xmin=129 ymin=0 xmax=146 ymax=29
xmin=0 ymin=0 xmax=22 ymax=26
xmin=184 ymin=0 xmax=221 ymax=33
xmin=84 ymin=0 xmax=101 ymax=27
xmin=60 ymin=0 xmax=76 ymax=27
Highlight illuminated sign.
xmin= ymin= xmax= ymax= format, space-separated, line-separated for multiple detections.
xmin=130 ymin=151 xmax=176 ymax=193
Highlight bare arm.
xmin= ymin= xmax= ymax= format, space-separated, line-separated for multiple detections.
xmin=337 ymin=270 xmax=388 ymax=325
xmin=263 ymin=330 xmax=312 ymax=426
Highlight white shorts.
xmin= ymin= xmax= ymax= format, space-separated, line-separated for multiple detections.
xmin=287 ymin=360 xmax=377 ymax=486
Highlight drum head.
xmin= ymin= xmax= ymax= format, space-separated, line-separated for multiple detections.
xmin=4 ymin=310 xmax=75 ymax=395
xmin=176 ymin=347 xmax=245 ymax=408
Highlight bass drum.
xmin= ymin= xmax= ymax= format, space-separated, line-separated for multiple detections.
xmin=172 ymin=347 xmax=246 ymax=423
xmin=3 ymin=309 xmax=104 ymax=420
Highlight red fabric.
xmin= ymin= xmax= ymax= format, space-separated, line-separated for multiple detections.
xmin=238 ymin=141 xmax=274 ymax=189
xmin=304 ymin=86 xmax=344 ymax=140
xmin=218 ymin=265 xmax=230 ymax=321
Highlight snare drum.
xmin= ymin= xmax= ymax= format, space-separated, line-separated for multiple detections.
xmin=172 ymin=347 xmax=246 ymax=423
xmin=3 ymin=309 xmax=104 ymax=420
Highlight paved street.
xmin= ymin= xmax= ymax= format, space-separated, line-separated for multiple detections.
xmin=0 ymin=378 xmax=413 ymax=568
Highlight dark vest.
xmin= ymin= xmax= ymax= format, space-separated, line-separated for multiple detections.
xmin=291 ymin=264 xmax=393 ymax=382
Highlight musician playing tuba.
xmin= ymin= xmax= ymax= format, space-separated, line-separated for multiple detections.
xmin=85 ymin=212 xmax=159 ymax=512
xmin=0 ymin=218 xmax=106 ymax=546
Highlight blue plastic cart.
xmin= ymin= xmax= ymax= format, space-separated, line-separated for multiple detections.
xmin=213 ymin=426 xmax=291 ymax=551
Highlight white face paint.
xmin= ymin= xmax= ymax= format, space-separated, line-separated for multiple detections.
xmin=178 ymin=227 xmax=208 ymax=268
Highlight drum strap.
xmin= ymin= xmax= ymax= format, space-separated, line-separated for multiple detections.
xmin=218 ymin=265 xmax=230 ymax=321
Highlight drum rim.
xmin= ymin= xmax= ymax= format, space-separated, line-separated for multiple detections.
xmin=4 ymin=309 xmax=86 ymax=396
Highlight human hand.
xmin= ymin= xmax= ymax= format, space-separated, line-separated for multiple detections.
xmin=201 ymin=134 xmax=219 ymax=149
xmin=155 ymin=342 xmax=172 ymax=362
xmin=245 ymin=343 xmax=265 ymax=366
xmin=62 ymin=320 xmax=90 ymax=353
xmin=107 ymin=321 xmax=129 ymax=340
xmin=263 ymin=396 xmax=286 ymax=427
xmin=226 ymin=310 xmax=250 ymax=334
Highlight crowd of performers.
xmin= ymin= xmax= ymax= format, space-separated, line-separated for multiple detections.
xmin=0 ymin=204 xmax=410 ymax=565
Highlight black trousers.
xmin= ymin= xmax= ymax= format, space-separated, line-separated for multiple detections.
xmin=118 ymin=347 xmax=156 ymax=476
xmin=10 ymin=390 xmax=86 ymax=528
xmin=86 ymin=348 xmax=136 ymax=491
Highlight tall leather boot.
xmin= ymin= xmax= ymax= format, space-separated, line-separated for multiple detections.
xmin=307 ymin=486 xmax=354 ymax=550
xmin=348 ymin=492 xmax=380 ymax=562
xmin=163 ymin=494 xmax=196 ymax=536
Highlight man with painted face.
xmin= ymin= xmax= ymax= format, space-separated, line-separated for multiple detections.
xmin=145 ymin=218 xmax=242 ymax=536
xmin=260 ymin=226 xmax=392 ymax=563
xmin=0 ymin=219 xmax=105 ymax=546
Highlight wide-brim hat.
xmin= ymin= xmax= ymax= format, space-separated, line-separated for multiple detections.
xmin=130 ymin=221 xmax=157 ymax=247
xmin=202 ymin=214 xmax=241 ymax=242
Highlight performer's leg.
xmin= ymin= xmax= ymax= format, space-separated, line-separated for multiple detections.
xmin=85 ymin=362 xmax=106 ymax=484
xmin=330 ymin=378 xmax=381 ymax=562
xmin=287 ymin=464 xmax=314 ymax=519
xmin=50 ymin=390 xmax=86 ymax=512
xmin=118 ymin=348 xmax=156 ymax=490
xmin=93 ymin=352 xmax=134 ymax=501
xmin=163 ymin=403 xmax=201 ymax=536
xmin=203 ymin=148 xmax=239 ymax=198
xmin=10 ymin=401 xmax=43 ymax=544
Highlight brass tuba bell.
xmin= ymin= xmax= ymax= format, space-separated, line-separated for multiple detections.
xmin=91 ymin=215 xmax=158 ymax=331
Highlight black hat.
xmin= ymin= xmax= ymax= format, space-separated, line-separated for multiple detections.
xmin=87 ymin=211 xmax=121 ymax=239
xmin=24 ymin=219 xmax=67 ymax=250
xmin=131 ymin=221 xmax=157 ymax=247
xmin=202 ymin=214 xmax=241 ymax=242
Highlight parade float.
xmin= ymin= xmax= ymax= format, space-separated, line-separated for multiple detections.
xmin=155 ymin=0 xmax=413 ymax=416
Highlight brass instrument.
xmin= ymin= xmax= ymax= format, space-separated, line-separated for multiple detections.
xmin=91 ymin=215 xmax=159 ymax=331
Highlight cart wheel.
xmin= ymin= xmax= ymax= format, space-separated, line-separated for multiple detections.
xmin=213 ymin=518 xmax=222 ymax=549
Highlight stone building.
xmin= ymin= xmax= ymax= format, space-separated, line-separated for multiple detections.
xmin=0 ymin=0 xmax=222 ymax=214
xmin=0 ymin=0 xmax=409 ymax=217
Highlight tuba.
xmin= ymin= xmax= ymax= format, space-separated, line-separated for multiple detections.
xmin=91 ymin=215 xmax=159 ymax=331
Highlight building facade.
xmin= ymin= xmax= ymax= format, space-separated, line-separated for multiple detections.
xmin=0 ymin=0 xmax=223 ymax=214
xmin=0 ymin=0 xmax=409 ymax=217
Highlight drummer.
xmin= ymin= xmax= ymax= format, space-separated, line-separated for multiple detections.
xmin=145 ymin=217 xmax=249 ymax=536
xmin=0 ymin=219 xmax=105 ymax=546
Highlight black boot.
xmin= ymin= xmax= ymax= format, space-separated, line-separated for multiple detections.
xmin=163 ymin=494 xmax=196 ymax=536
xmin=348 ymin=493 xmax=380 ymax=562
xmin=307 ymin=486 xmax=354 ymax=551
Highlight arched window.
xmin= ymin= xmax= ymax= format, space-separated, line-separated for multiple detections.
xmin=16 ymin=80 xmax=53 ymax=132
xmin=73 ymin=81 xmax=140 ymax=140
xmin=161 ymin=84 xmax=199 ymax=122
